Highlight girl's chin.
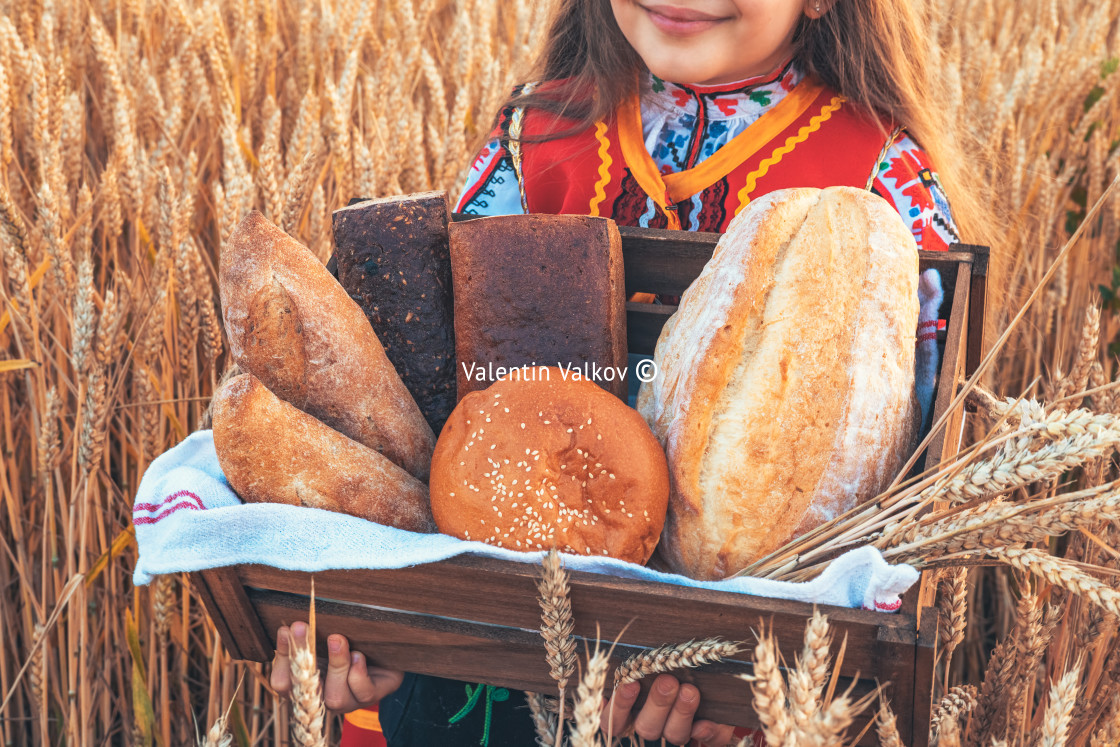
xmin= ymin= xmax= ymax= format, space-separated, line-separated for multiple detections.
xmin=646 ymin=61 xmax=758 ymax=87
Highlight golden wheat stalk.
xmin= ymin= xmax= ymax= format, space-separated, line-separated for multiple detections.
xmin=748 ymin=625 xmax=791 ymax=747
xmin=568 ymin=646 xmax=608 ymax=747
xmin=931 ymin=685 xmax=977 ymax=731
xmin=937 ymin=568 xmax=968 ymax=671
xmin=1038 ymin=662 xmax=1083 ymax=747
xmin=538 ymin=549 xmax=576 ymax=732
xmin=788 ymin=610 xmax=832 ymax=728
xmin=612 ymin=638 xmax=741 ymax=686
xmin=290 ymin=580 xmax=326 ymax=747
xmin=527 ymin=691 xmax=559 ymax=747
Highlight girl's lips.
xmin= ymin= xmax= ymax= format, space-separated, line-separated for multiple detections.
xmin=641 ymin=4 xmax=729 ymax=35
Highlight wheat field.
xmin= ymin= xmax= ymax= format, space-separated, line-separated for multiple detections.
xmin=0 ymin=0 xmax=1117 ymax=745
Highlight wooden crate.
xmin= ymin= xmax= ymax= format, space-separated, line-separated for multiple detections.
xmin=191 ymin=225 xmax=988 ymax=747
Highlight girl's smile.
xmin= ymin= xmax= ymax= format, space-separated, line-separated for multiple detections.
xmin=612 ymin=0 xmax=817 ymax=86
xmin=639 ymin=4 xmax=734 ymax=35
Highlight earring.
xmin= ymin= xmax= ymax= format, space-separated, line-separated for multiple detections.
xmin=814 ymin=2 xmax=821 ymax=10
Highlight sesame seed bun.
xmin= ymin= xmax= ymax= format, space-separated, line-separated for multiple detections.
xmin=430 ymin=366 xmax=669 ymax=564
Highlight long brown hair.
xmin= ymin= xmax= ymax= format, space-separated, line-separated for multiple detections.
xmin=506 ymin=0 xmax=991 ymax=244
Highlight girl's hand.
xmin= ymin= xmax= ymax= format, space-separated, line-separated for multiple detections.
xmin=270 ymin=622 xmax=405 ymax=713
xmin=600 ymin=674 xmax=737 ymax=746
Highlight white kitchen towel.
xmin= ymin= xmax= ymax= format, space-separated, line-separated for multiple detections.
xmin=133 ymin=430 xmax=919 ymax=612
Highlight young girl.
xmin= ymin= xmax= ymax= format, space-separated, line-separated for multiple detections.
xmin=274 ymin=0 xmax=982 ymax=744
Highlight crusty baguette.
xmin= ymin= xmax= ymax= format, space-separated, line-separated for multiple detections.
xmin=220 ymin=210 xmax=435 ymax=481
xmin=213 ymin=373 xmax=435 ymax=533
xmin=638 ymin=186 xmax=920 ymax=580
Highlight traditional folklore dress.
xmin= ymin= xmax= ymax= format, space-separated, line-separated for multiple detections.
xmin=456 ymin=59 xmax=959 ymax=249
xmin=344 ymin=61 xmax=959 ymax=747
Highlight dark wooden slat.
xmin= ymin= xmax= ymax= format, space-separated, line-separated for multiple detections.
xmin=959 ymin=243 xmax=989 ymax=377
xmin=875 ymin=619 xmax=920 ymax=743
xmin=618 ymin=226 xmax=720 ymax=296
xmin=192 ymin=567 xmax=273 ymax=662
xmin=910 ymin=609 xmax=939 ymax=747
xmin=626 ymin=302 xmax=675 ymax=355
xmin=238 ymin=556 xmax=914 ymax=686
xmin=616 ymin=224 xmax=979 ymax=297
xmin=252 ymin=589 xmax=886 ymax=741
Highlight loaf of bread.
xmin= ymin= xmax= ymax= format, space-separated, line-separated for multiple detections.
xmin=332 ymin=192 xmax=457 ymax=434
xmin=430 ymin=367 xmax=668 ymax=564
xmin=637 ymin=186 xmax=920 ymax=580
xmin=449 ymin=215 xmax=628 ymax=401
xmin=220 ymin=211 xmax=435 ymax=480
xmin=213 ymin=373 xmax=435 ymax=532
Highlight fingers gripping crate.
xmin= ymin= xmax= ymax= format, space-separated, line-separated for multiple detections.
xmin=191 ymin=226 xmax=989 ymax=747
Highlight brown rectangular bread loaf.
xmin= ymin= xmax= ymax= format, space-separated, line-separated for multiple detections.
xmin=449 ymin=214 xmax=627 ymax=400
xmin=331 ymin=192 xmax=457 ymax=433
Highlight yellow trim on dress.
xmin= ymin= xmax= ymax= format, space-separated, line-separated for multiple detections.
xmin=616 ymin=78 xmax=828 ymax=229
xmin=589 ymin=121 xmax=613 ymax=217
xmin=663 ymin=80 xmax=826 ymax=203
xmin=734 ymin=95 xmax=846 ymax=215
xmin=344 ymin=707 xmax=383 ymax=732
xmin=617 ymin=96 xmax=679 ymax=228
xmin=616 ymin=78 xmax=828 ymax=216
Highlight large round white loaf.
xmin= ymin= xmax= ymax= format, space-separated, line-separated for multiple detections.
xmin=636 ymin=186 xmax=921 ymax=581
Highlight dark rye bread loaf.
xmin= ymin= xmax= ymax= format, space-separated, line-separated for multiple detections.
xmin=331 ymin=192 xmax=457 ymax=433
xmin=449 ymin=214 xmax=627 ymax=400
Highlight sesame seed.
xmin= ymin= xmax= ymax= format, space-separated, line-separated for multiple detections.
xmin=567 ymin=428 xmax=573 ymax=433
xmin=520 ymin=423 xmax=526 ymax=429
xmin=587 ymin=418 xmax=592 ymax=425
xmin=609 ymin=474 xmax=615 ymax=479
xmin=544 ymin=420 xmax=551 ymax=424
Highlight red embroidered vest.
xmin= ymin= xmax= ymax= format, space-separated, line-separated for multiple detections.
xmin=515 ymin=78 xmax=892 ymax=233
